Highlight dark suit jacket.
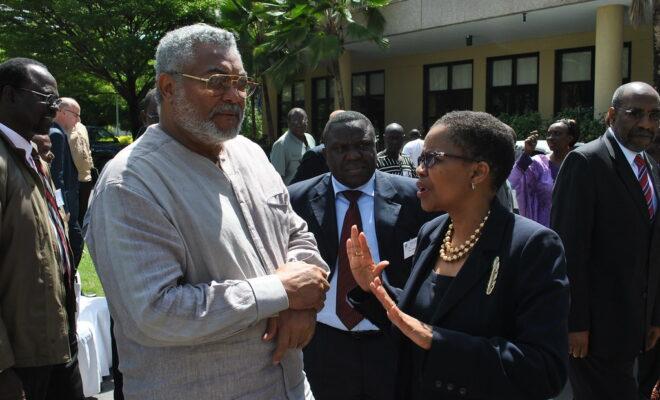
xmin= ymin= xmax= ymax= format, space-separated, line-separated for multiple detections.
xmin=288 ymin=170 xmax=433 ymax=288
xmin=49 ymin=123 xmax=79 ymax=219
xmin=551 ymin=130 xmax=660 ymax=360
xmin=350 ymin=200 xmax=569 ymax=399
xmin=290 ymin=144 xmax=328 ymax=185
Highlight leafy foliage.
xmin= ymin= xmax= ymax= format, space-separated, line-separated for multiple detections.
xmin=221 ymin=0 xmax=391 ymax=117
xmin=497 ymin=107 xmax=607 ymax=143
xmin=0 ymin=0 xmax=220 ymax=135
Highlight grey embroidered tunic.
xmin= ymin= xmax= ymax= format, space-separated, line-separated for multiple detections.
xmin=85 ymin=125 xmax=327 ymax=400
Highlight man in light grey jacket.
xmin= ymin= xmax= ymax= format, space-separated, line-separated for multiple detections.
xmin=85 ymin=24 xmax=329 ymax=400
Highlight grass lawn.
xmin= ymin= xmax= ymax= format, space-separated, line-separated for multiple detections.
xmin=78 ymin=246 xmax=105 ymax=297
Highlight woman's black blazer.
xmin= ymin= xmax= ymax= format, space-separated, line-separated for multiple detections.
xmin=349 ymin=200 xmax=569 ymax=399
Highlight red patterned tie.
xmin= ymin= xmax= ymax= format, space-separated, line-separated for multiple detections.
xmin=634 ymin=154 xmax=656 ymax=219
xmin=336 ymin=190 xmax=364 ymax=330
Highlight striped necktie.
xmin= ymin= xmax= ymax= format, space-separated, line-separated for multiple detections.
xmin=31 ymin=150 xmax=74 ymax=289
xmin=634 ymin=154 xmax=656 ymax=219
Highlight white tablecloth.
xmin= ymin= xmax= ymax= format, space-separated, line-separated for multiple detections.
xmin=77 ymin=296 xmax=112 ymax=397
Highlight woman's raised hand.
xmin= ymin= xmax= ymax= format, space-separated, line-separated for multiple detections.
xmin=346 ymin=225 xmax=389 ymax=291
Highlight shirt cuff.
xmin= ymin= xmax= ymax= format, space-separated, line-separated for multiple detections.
xmin=516 ymin=153 xmax=533 ymax=171
xmin=246 ymin=275 xmax=289 ymax=320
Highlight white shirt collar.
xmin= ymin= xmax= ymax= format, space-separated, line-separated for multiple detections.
xmin=609 ymin=127 xmax=645 ymax=167
xmin=331 ymin=173 xmax=375 ymax=199
xmin=0 ymin=122 xmax=36 ymax=169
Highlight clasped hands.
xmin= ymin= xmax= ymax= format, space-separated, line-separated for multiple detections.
xmin=264 ymin=260 xmax=330 ymax=364
xmin=347 ymin=225 xmax=433 ymax=350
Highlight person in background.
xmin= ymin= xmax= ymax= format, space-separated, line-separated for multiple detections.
xmin=509 ymin=119 xmax=579 ymax=227
xmin=347 ymin=111 xmax=568 ymax=399
xmin=68 ymin=121 xmax=95 ymax=227
xmin=270 ymin=107 xmax=316 ymax=184
xmin=0 ymin=57 xmax=82 ymax=400
xmin=135 ymin=88 xmax=159 ymax=139
xmin=32 ymin=133 xmax=54 ymax=164
xmin=377 ymin=123 xmax=417 ymax=178
xmin=289 ymin=111 xmax=434 ymax=400
xmin=290 ymin=110 xmax=344 ymax=184
xmin=402 ymin=128 xmax=423 ymax=168
xmin=50 ymin=97 xmax=84 ymax=266
xmin=552 ymin=82 xmax=660 ymax=399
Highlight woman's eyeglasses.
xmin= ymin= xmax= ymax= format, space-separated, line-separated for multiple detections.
xmin=175 ymin=72 xmax=259 ymax=98
xmin=418 ymin=151 xmax=476 ymax=169
xmin=17 ymin=87 xmax=61 ymax=108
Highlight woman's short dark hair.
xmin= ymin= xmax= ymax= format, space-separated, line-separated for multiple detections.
xmin=433 ymin=111 xmax=514 ymax=190
xmin=554 ymin=118 xmax=580 ymax=146
xmin=0 ymin=57 xmax=47 ymax=89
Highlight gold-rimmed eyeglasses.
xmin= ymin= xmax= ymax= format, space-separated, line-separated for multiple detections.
xmin=175 ymin=72 xmax=259 ymax=98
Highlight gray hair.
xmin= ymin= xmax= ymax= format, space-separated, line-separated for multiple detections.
xmin=154 ymin=24 xmax=240 ymax=103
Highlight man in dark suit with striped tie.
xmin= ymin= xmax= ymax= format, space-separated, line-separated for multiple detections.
xmin=552 ymin=82 xmax=660 ymax=399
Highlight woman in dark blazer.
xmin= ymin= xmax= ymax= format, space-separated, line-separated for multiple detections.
xmin=346 ymin=111 xmax=569 ymax=399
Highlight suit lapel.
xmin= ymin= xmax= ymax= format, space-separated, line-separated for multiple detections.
xmin=399 ymin=219 xmax=447 ymax=312
xmin=310 ymin=175 xmax=339 ymax=274
xmin=429 ymin=201 xmax=512 ymax=324
xmin=605 ymin=131 xmax=651 ymax=222
xmin=374 ymin=172 xmax=402 ymax=262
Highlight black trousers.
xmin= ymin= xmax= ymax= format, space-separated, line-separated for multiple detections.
xmin=303 ymin=323 xmax=397 ymax=400
xmin=569 ymin=355 xmax=638 ymax=400
xmin=77 ymin=180 xmax=93 ymax=228
xmin=110 ymin=318 xmax=124 ymax=400
xmin=44 ymin=336 xmax=84 ymax=400
xmin=639 ymin=347 xmax=660 ymax=399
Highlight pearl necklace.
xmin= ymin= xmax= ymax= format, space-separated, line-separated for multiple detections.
xmin=439 ymin=211 xmax=490 ymax=262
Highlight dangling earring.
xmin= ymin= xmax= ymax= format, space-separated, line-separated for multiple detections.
xmin=471 ymin=182 xmax=476 ymax=190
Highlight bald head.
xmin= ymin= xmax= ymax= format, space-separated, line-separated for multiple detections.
xmin=612 ymin=82 xmax=660 ymax=108
xmin=607 ymin=81 xmax=660 ymax=152
xmin=54 ymin=97 xmax=81 ymax=133
xmin=383 ymin=122 xmax=405 ymax=157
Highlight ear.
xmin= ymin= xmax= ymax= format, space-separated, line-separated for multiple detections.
xmin=158 ymin=73 xmax=176 ymax=104
xmin=471 ymin=161 xmax=490 ymax=186
xmin=0 ymin=85 xmax=16 ymax=104
xmin=606 ymin=107 xmax=616 ymax=127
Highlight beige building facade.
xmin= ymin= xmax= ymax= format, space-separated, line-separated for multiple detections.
xmin=265 ymin=0 xmax=654 ymax=139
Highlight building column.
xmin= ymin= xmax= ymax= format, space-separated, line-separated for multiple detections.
xmin=594 ymin=4 xmax=624 ymax=119
xmin=337 ymin=50 xmax=352 ymax=110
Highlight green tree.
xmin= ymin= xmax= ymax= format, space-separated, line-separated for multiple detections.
xmin=630 ymin=0 xmax=660 ymax=89
xmin=0 ymin=0 xmax=220 ymax=136
xmin=262 ymin=0 xmax=390 ymax=109
xmin=220 ymin=0 xmax=281 ymax=142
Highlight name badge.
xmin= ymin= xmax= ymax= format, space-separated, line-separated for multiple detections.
xmin=403 ymin=237 xmax=417 ymax=259
xmin=55 ymin=189 xmax=65 ymax=207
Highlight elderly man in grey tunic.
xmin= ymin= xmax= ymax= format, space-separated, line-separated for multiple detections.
xmin=85 ymin=24 xmax=330 ymax=400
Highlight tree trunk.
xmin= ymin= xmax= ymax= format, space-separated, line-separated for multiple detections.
xmin=261 ymin=79 xmax=276 ymax=144
xmin=330 ymin=58 xmax=346 ymax=110
xmin=250 ymin=96 xmax=257 ymax=139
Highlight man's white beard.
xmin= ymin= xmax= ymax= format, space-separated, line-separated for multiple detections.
xmin=172 ymin=88 xmax=244 ymax=146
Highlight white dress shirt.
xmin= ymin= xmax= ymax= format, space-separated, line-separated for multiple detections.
xmin=316 ymin=173 xmax=380 ymax=331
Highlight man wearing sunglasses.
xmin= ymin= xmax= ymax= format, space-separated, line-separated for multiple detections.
xmin=552 ymin=81 xmax=660 ymax=399
xmin=85 ymin=24 xmax=329 ymax=400
xmin=0 ymin=58 xmax=83 ymax=400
